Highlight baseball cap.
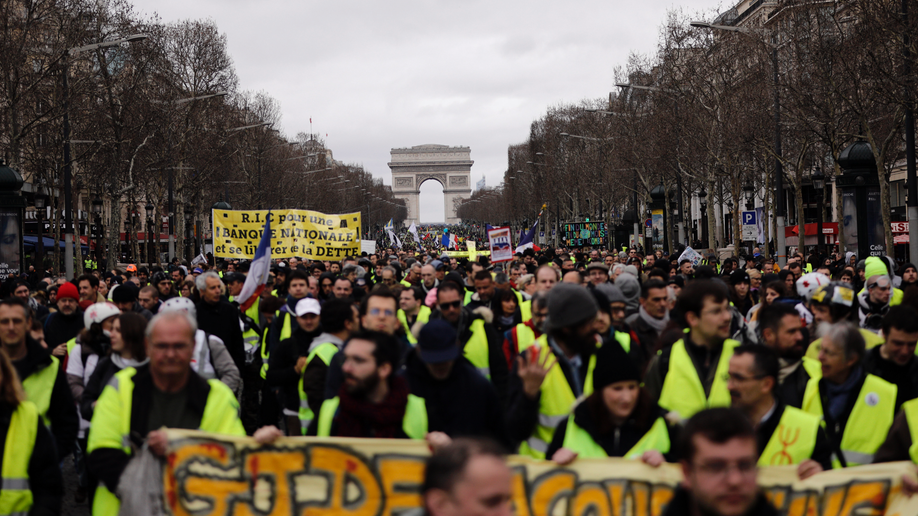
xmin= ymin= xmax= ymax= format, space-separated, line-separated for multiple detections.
xmin=295 ymin=298 xmax=321 ymax=317
xmin=225 ymin=272 xmax=246 ymax=284
xmin=417 ymin=320 xmax=460 ymax=364
xmin=729 ymin=270 xmax=750 ymax=285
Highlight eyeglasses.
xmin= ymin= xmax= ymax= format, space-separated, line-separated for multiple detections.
xmin=439 ymin=300 xmax=462 ymax=310
xmin=369 ymin=308 xmax=394 ymax=317
xmin=694 ymin=459 xmax=757 ymax=479
xmin=725 ymin=372 xmax=765 ymax=383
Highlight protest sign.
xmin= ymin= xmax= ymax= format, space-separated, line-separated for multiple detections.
xmin=212 ymin=209 xmax=361 ymax=260
xmin=488 ymin=226 xmax=513 ymax=263
xmin=678 ymin=246 xmax=703 ymax=268
xmin=152 ymin=430 xmax=918 ymax=516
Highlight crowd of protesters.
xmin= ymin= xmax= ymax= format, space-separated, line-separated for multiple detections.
xmin=3 ymin=240 xmax=918 ymax=515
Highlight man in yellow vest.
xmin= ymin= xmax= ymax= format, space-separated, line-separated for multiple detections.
xmin=806 ymin=322 xmax=897 ymax=467
xmin=506 ymin=283 xmax=601 ymax=458
xmin=502 ymin=291 xmax=547 ymax=363
xmin=398 ymin=286 xmax=430 ymax=344
xmin=0 ymin=297 xmax=78 ymax=461
xmin=758 ymin=302 xmax=819 ymax=409
xmin=87 ymin=310 xmax=247 ymax=516
xmin=727 ymin=344 xmax=830 ymax=478
xmin=644 ymin=280 xmax=739 ymax=422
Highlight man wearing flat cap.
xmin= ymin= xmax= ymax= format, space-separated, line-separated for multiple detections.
xmin=506 ymin=283 xmax=602 ymax=458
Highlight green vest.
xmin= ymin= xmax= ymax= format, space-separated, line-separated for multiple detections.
xmin=657 ymin=338 xmax=738 ymax=422
xmin=612 ymin=330 xmax=631 ymax=354
xmin=260 ymin=310 xmax=295 ymax=379
xmin=88 ymin=367 xmax=246 ymax=516
xmin=515 ymin=324 xmax=537 ymax=353
xmin=400 ymin=279 xmax=412 ymax=288
xmin=902 ymin=398 xmax=918 ymax=463
xmin=802 ymin=373 xmax=896 ymax=468
xmin=758 ymin=405 xmax=820 ymax=466
xmin=799 ymin=357 xmax=823 ymax=410
xmin=297 ymin=342 xmax=340 ymax=434
xmin=513 ymin=292 xmax=532 ymax=323
xmin=315 ymin=394 xmax=428 ymax=439
xmin=463 ymin=290 xmax=473 ymax=306
xmin=518 ymin=335 xmax=600 ymax=459
xmin=805 ymin=329 xmax=884 ymax=361
xmin=463 ymin=319 xmax=492 ymax=379
xmin=397 ymin=306 xmax=431 ymax=345
xmin=241 ymin=297 xmax=264 ymax=363
xmin=65 ymin=337 xmax=78 ymax=356
xmin=20 ymin=356 xmax=59 ymax=426
xmin=0 ymin=401 xmax=38 ymax=516
xmin=561 ymin=413 xmax=670 ymax=460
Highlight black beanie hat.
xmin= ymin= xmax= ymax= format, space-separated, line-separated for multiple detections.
xmin=592 ymin=341 xmax=641 ymax=392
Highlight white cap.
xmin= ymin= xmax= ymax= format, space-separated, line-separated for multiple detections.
xmin=796 ymin=272 xmax=831 ymax=302
xmin=295 ymin=298 xmax=321 ymax=317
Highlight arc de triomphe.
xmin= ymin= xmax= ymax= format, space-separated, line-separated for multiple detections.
xmin=388 ymin=144 xmax=473 ymax=225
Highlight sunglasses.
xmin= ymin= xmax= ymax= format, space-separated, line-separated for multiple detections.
xmin=439 ymin=300 xmax=462 ymax=310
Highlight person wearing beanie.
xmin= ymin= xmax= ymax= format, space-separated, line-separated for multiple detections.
xmin=110 ymin=282 xmax=153 ymax=321
xmin=506 ymin=283 xmax=603 ymax=459
xmin=546 ymin=339 xmax=678 ymax=465
xmin=900 ymin=263 xmax=918 ymax=287
xmin=644 ymin=280 xmax=740 ymax=422
xmin=403 ymin=320 xmax=512 ymax=450
xmin=592 ymin=289 xmax=644 ymax=375
xmin=857 ymin=258 xmax=894 ymax=333
xmin=43 ymin=281 xmax=84 ymax=353
xmin=614 ymin=272 xmax=641 ymax=318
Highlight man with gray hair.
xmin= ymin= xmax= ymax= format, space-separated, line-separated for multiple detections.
xmin=195 ymin=270 xmax=246 ymax=372
xmin=87 ymin=310 xmax=247 ymax=516
xmin=807 ymin=322 xmax=898 ymax=468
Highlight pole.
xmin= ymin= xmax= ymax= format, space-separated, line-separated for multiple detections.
xmin=62 ymin=62 xmax=74 ymax=280
xmin=817 ymin=190 xmax=825 ymax=255
xmin=677 ymin=173 xmax=686 ymax=245
xmin=36 ymin=208 xmax=44 ymax=272
xmin=168 ymin=168 xmax=175 ymax=261
xmin=773 ymin=46 xmax=787 ymax=267
xmin=904 ymin=0 xmax=918 ymax=263
xmin=632 ymin=171 xmax=639 ymax=249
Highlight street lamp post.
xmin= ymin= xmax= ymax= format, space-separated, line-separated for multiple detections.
xmin=699 ymin=188 xmax=708 ymax=247
xmin=145 ymin=203 xmax=154 ymax=266
xmin=92 ymin=197 xmax=103 ymax=270
xmin=34 ymin=191 xmax=46 ymax=272
xmin=62 ymin=33 xmax=148 ymax=280
xmin=812 ymin=167 xmax=826 ymax=256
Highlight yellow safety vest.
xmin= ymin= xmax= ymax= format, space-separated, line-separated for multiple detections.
xmin=297 ymin=342 xmax=340 ymax=435
xmin=901 ymin=398 xmax=918 ymax=463
xmin=463 ymin=290 xmax=473 ymax=306
xmin=315 ymin=394 xmax=428 ymax=439
xmin=0 ymin=401 xmax=38 ymax=516
xmin=66 ymin=337 xmax=78 ymax=356
xmin=260 ymin=310 xmax=295 ymax=379
xmin=400 ymin=279 xmax=412 ymax=288
xmin=463 ymin=319 xmax=492 ymax=379
xmin=397 ymin=306 xmax=431 ymax=345
xmin=657 ymin=338 xmax=738 ymax=422
xmin=518 ymin=335 xmax=600 ymax=459
xmin=20 ymin=356 xmax=59 ymax=426
xmin=561 ymin=413 xmax=670 ymax=460
xmin=855 ymin=286 xmax=904 ymax=306
xmin=758 ymin=405 xmax=820 ymax=466
xmin=805 ymin=329 xmax=884 ymax=361
xmin=241 ymin=297 xmax=263 ymax=363
xmin=88 ymin=367 xmax=246 ymax=516
xmin=515 ymin=324 xmax=537 ymax=353
xmin=802 ymin=374 xmax=896 ymax=467
xmin=513 ymin=291 xmax=532 ymax=323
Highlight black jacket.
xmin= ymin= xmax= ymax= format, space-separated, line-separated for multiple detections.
xmin=404 ymin=349 xmax=512 ymax=450
xmin=0 ymin=402 xmax=63 ymax=516
xmin=624 ymin=311 xmax=662 ymax=367
xmin=267 ymin=326 xmax=322 ymax=411
xmin=661 ymin=486 xmax=778 ymax=516
xmin=12 ymin=336 xmax=79 ymax=457
xmin=546 ymin=397 xmax=679 ymax=461
xmin=87 ymin=365 xmax=214 ymax=494
xmin=196 ymin=298 xmax=245 ymax=371
xmin=777 ymin=360 xmax=815 ymax=409
xmin=43 ymin=309 xmax=84 ymax=348
xmin=863 ymin=346 xmax=918 ymax=410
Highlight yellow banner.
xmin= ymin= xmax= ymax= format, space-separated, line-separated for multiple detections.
xmin=159 ymin=430 xmax=918 ymax=516
xmin=211 ymin=209 xmax=361 ymax=261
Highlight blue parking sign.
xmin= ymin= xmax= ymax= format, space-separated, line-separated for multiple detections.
xmin=742 ymin=211 xmax=756 ymax=226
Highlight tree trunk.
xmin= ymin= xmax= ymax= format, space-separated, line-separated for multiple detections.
xmin=107 ymin=189 xmax=121 ymax=271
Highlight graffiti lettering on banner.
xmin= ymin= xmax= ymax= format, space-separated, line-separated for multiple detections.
xmin=488 ymin=226 xmax=513 ymax=263
xmin=212 ymin=209 xmax=361 ymax=260
xmin=152 ymin=430 xmax=918 ymax=516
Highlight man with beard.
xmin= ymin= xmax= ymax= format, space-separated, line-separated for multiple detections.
xmin=502 ymin=291 xmax=547 ymax=366
xmin=900 ymin=263 xmax=918 ymax=287
xmin=756 ymin=303 xmax=817 ymax=409
xmin=505 ymin=283 xmax=602 ymax=459
xmin=662 ymin=408 xmax=778 ymax=516
xmin=727 ymin=345 xmax=831 ymax=477
xmin=862 ymin=306 xmax=918 ymax=408
xmin=625 ymin=279 xmax=670 ymax=362
xmin=644 ymin=281 xmax=738 ymax=423
xmin=315 ymin=330 xmax=428 ymax=439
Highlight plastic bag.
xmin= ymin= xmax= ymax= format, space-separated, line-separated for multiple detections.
xmin=117 ymin=443 xmax=165 ymax=516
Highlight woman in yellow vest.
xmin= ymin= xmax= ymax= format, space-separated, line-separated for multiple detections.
xmin=547 ymin=341 xmax=678 ymax=466
xmin=0 ymin=348 xmax=63 ymax=515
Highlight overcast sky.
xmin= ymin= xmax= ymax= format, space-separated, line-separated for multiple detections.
xmin=133 ymin=0 xmax=720 ymax=222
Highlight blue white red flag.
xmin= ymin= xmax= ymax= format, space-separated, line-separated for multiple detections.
xmin=236 ymin=212 xmax=272 ymax=312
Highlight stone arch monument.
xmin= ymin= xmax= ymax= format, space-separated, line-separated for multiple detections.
xmin=388 ymin=144 xmax=473 ymax=225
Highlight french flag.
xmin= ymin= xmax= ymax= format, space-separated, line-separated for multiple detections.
xmin=236 ymin=212 xmax=272 ymax=312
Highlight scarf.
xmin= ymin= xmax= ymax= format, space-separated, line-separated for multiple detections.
xmin=334 ymin=376 xmax=410 ymax=438
xmin=639 ymin=305 xmax=669 ymax=333
xmin=825 ymin=365 xmax=862 ymax=421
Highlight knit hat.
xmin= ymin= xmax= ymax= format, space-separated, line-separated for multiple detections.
xmin=729 ymin=270 xmax=750 ymax=285
xmin=111 ymin=282 xmax=139 ymax=303
xmin=545 ymin=283 xmax=598 ymax=331
xmin=864 ymin=256 xmax=889 ymax=282
xmin=902 ymin=263 xmax=917 ymax=276
xmin=615 ymin=273 xmax=640 ymax=304
xmin=417 ymin=320 xmax=460 ymax=364
xmin=592 ymin=339 xmax=641 ymax=392
xmin=58 ymin=282 xmax=79 ymax=301
xmin=595 ymin=283 xmax=626 ymax=304
xmin=591 ymin=289 xmax=611 ymax=314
